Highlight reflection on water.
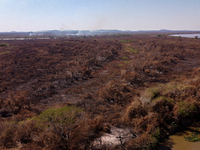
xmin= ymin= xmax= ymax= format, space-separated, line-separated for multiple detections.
xmin=159 ymin=126 xmax=200 ymax=150
xmin=170 ymin=34 xmax=200 ymax=38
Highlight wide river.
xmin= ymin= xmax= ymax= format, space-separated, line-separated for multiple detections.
xmin=0 ymin=37 xmax=51 ymax=40
xmin=170 ymin=34 xmax=200 ymax=38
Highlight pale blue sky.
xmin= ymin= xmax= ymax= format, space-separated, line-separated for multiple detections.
xmin=0 ymin=0 xmax=200 ymax=32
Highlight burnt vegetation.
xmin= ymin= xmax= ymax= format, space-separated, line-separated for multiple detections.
xmin=1 ymin=34 xmax=200 ymax=149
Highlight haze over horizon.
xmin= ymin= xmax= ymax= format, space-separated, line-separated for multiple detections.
xmin=0 ymin=0 xmax=200 ymax=32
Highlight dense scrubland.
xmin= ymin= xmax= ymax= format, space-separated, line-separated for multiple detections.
xmin=0 ymin=34 xmax=200 ymax=149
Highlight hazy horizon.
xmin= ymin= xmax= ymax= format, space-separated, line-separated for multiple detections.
xmin=0 ymin=0 xmax=200 ymax=32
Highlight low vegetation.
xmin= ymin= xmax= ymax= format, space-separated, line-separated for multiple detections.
xmin=185 ymin=131 xmax=200 ymax=142
xmin=0 ymin=51 xmax=10 ymax=55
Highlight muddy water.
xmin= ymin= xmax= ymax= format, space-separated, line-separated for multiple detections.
xmin=159 ymin=128 xmax=200 ymax=150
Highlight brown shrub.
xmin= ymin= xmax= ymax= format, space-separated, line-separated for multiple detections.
xmin=192 ymin=67 xmax=200 ymax=77
xmin=69 ymin=116 xmax=106 ymax=149
xmin=3 ymin=90 xmax=30 ymax=114
xmin=36 ymin=130 xmax=66 ymax=149
xmin=82 ymin=92 xmax=93 ymax=100
xmin=120 ymin=70 xmax=127 ymax=81
xmin=145 ymin=113 xmax=160 ymax=134
xmin=14 ymin=120 xmax=40 ymax=144
xmin=151 ymin=97 xmax=174 ymax=113
xmin=81 ymin=67 xmax=92 ymax=79
xmin=126 ymin=133 xmax=153 ymax=150
xmin=19 ymin=144 xmax=42 ymax=150
xmin=88 ymin=116 xmax=105 ymax=134
xmin=99 ymin=80 xmax=132 ymax=105
xmin=121 ymin=70 xmax=139 ymax=85
xmin=123 ymin=100 xmax=147 ymax=122
xmin=0 ymin=98 xmax=3 ymax=108
xmin=0 ymin=122 xmax=17 ymax=148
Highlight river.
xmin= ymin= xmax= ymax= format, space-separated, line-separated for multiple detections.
xmin=0 ymin=37 xmax=51 ymax=40
xmin=170 ymin=34 xmax=200 ymax=38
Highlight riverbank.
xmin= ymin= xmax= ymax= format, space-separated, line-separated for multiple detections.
xmin=160 ymin=122 xmax=200 ymax=150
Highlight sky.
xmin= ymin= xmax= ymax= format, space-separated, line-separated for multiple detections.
xmin=0 ymin=0 xmax=200 ymax=32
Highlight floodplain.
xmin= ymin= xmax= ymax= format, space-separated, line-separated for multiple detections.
xmin=0 ymin=33 xmax=200 ymax=149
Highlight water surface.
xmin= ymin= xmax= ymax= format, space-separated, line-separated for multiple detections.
xmin=0 ymin=37 xmax=50 ymax=40
xmin=160 ymin=127 xmax=200 ymax=150
xmin=171 ymin=34 xmax=200 ymax=38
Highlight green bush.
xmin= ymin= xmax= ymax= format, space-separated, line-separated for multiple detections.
xmin=140 ymin=85 xmax=163 ymax=103
xmin=0 ymin=43 xmax=9 ymax=47
xmin=129 ymin=48 xmax=138 ymax=54
xmin=0 ymin=51 xmax=10 ymax=55
xmin=178 ymin=101 xmax=197 ymax=117
xmin=37 ymin=106 xmax=83 ymax=124
xmin=122 ymin=56 xmax=128 ymax=60
xmin=185 ymin=131 xmax=200 ymax=142
xmin=23 ymin=106 xmax=83 ymax=149
xmin=120 ymin=40 xmax=129 ymax=43
xmin=150 ymin=128 xmax=161 ymax=148
xmin=124 ymin=60 xmax=130 ymax=64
